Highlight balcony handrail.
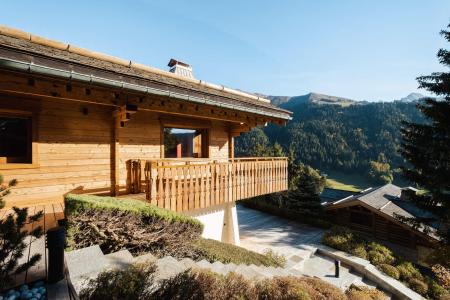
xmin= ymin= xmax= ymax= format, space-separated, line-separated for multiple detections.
xmin=145 ymin=157 xmax=288 ymax=169
xmin=130 ymin=157 xmax=288 ymax=212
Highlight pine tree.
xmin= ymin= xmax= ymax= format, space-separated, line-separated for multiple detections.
xmin=0 ymin=175 xmax=43 ymax=290
xmin=400 ymin=23 xmax=450 ymax=242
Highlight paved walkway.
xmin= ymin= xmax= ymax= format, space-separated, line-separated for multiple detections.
xmin=237 ymin=205 xmax=381 ymax=291
xmin=237 ymin=205 xmax=324 ymax=257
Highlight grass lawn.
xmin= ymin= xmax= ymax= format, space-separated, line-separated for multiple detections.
xmin=324 ymin=170 xmax=372 ymax=192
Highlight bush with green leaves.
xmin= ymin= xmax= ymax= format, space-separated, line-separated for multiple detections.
xmin=322 ymin=227 xmax=446 ymax=299
xmin=378 ymin=264 xmax=400 ymax=280
xmin=408 ymin=278 xmax=429 ymax=295
xmin=0 ymin=175 xmax=43 ymax=290
xmin=396 ymin=262 xmax=423 ymax=282
xmin=79 ymin=263 xmax=156 ymax=300
xmin=192 ymin=238 xmax=285 ymax=267
xmin=81 ymin=263 xmax=352 ymax=300
xmin=346 ymin=285 xmax=388 ymax=300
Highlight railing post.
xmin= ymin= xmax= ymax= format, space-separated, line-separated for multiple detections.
xmin=148 ymin=161 xmax=158 ymax=206
xmin=228 ymin=161 xmax=233 ymax=202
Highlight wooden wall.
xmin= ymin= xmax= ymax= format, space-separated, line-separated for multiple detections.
xmin=326 ymin=205 xmax=434 ymax=250
xmin=1 ymin=96 xmax=113 ymax=207
xmin=209 ymin=122 xmax=229 ymax=159
xmin=1 ymin=95 xmax=231 ymax=207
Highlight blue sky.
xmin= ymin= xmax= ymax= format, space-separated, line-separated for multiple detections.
xmin=2 ymin=1 xmax=449 ymax=101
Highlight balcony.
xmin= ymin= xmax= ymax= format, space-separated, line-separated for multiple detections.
xmin=129 ymin=157 xmax=288 ymax=212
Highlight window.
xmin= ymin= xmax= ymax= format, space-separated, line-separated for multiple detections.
xmin=0 ymin=115 xmax=32 ymax=164
xmin=164 ymin=127 xmax=208 ymax=158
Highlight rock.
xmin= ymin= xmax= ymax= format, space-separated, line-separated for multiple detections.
xmin=33 ymin=281 xmax=44 ymax=288
xmin=19 ymin=286 xmax=28 ymax=292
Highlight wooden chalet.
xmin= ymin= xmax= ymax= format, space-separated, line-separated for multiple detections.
xmin=323 ymin=184 xmax=439 ymax=264
xmin=0 ymin=26 xmax=292 ymax=244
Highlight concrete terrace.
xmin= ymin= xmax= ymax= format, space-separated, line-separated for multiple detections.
xmin=237 ymin=205 xmax=383 ymax=292
xmin=237 ymin=204 xmax=324 ymax=256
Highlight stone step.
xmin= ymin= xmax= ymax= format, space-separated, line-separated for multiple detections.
xmin=285 ymin=254 xmax=306 ymax=270
xmin=210 ymin=261 xmax=229 ymax=276
xmin=223 ymin=262 xmax=238 ymax=273
xmin=252 ymin=265 xmax=276 ymax=279
xmin=154 ymin=256 xmax=188 ymax=281
xmin=133 ymin=252 xmax=157 ymax=264
xmin=179 ymin=257 xmax=197 ymax=269
xmin=65 ymin=245 xmax=107 ymax=279
xmin=104 ymin=249 xmax=134 ymax=269
xmin=195 ymin=259 xmax=212 ymax=269
xmin=234 ymin=264 xmax=262 ymax=279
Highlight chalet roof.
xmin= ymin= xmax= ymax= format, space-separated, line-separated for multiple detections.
xmin=0 ymin=26 xmax=292 ymax=121
xmin=323 ymin=184 xmax=440 ymax=240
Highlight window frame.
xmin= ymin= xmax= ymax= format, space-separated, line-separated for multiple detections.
xmin=0 ymin=109 xmax=39 ymax=170
xmin=159 ymin=116 xmax=211 ymax=159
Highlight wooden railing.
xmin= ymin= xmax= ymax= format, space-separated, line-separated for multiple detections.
xmin=130 ymin=157 xmax=288 ymax=212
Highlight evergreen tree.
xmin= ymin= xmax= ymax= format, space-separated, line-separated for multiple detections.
xmin=271 ymin=142 xmax=285 ymax=157
xmin=235 ymin=127 xmax=272 ymax=157
xmin=400 ymin=23 xmax=450 ymax=242
xmin=0 ymin=175 xmax=43 ymax=290
xmin=289 ymin=163 xmax=326 ymax=196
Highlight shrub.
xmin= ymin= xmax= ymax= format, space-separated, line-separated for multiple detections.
xmin=366 ymin=242 xmax=395 ymax=265
xmin=378 ymin=264 xmax=400 ymax=280
xmin=432 ymin=264 xmax=450 ymax=289
xmin=256 ymin=277 xmax=311 ymax=300
xmin=427 ymin=278 xmax=449 ymax=299
xmin=65 ymin=194 xmax=203 ymax=257
xmin=82 ymin=265 xmax=350 ymax=300
xmin=346 ymin=285 xmax=388 ymax=300
xmin=65 ymin=194 xmax=202 ymax=227
xmin=367 ymin=250 xmax=394 ymax=266
xmin=192 ymin=238 xmax=285 ymax=267
xmin=0 ymin=175 xmax=43 ymax=290
xmin=396 ymin=262 xmax=423 ymax=281
xmin=321 ymin=227 xmax=356 ymax=252
xmin=80 ymin=263 xmax=156 ymax=300
xmin=263 ymin=249 xmax=287 ymax=267
xmin=351 ymin=244 xmax=368 ymax=260
xmin=151 ymin=270 xmax=257 ymax=300
xmin=407 ymin=278 xmax=428 ymax=295
xmin=298 ymin=277 xmax=347 ymax=300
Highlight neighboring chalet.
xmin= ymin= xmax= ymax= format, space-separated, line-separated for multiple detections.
xmin=0 ymin=26 xmax=292 ymax=245
xmin=323 ymin=184 xmax=439 ymax=264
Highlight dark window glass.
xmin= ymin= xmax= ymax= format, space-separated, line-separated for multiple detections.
xmin=0 ymin=116 xmax=32 ymax=163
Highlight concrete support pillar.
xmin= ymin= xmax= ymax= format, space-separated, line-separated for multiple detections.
xmin=187 ymin=203 xmax=240 ymax=245
xmin=221 ymin=202 xmax=240 ymax=245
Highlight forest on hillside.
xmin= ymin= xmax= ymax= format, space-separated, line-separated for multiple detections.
xmin=235 ymin=99 xmax=425 ymax=184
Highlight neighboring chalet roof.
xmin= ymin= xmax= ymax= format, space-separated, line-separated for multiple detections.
xmin=0 ymin=25 xmax=292 ymax=122
xmin=320 ymin=188 xmax=354 ymax=204
xmin=323 ymin=184 xmax=439 ymax=240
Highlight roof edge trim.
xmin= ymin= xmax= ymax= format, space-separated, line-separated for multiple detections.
xmin=0 ymin=25 xmax=274 ymax=105
xmin=0 ymin=56 xmax=292 ymax=121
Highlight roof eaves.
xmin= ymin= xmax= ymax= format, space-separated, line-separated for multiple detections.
xmin=0 ymin=25 xmax=286 ymax=110
xmin=0 ymin=56 xmax=292 ymax=120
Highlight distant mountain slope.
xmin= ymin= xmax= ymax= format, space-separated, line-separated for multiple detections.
xmin=236 ymin=92 xmax=426 ymax=183
xmin=397 ymin=93 xmax=426 ymax=103
xmin=259 ymin=92 xmax=357 ymax=107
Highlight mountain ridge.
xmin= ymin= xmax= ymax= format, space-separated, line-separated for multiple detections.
xmin=259 ymin=92 xmax=428 ymax=107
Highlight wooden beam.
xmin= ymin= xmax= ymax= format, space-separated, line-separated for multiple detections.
xmin=0 ymin=71 xmax=285 ymax=127
xmin=111 ymin=109 xmax=120 ymax=196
